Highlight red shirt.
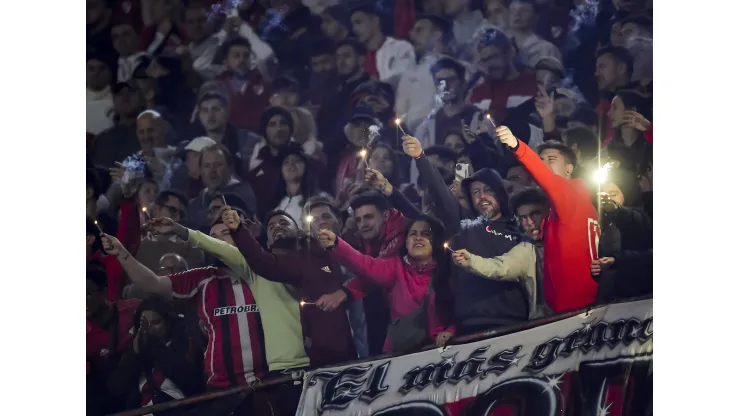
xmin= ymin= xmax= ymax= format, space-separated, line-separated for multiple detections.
xmin=364 ymin=49 xmax=379 ymax=80
xmin=88 ymin=198 xmax=143 ymax=301
xmin=467 ymin=68 xmax=538 ymax=124
xmin=513 ymin=140 xmax=600 ymax=313
xmin=217 ymin=69 xmax=270 ymax=133
xmin=86 ymin=299 xmax=141 ymax=374
xmin=169 ymin=267 xmax=265 ymax=388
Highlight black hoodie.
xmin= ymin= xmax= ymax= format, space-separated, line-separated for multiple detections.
xmin=450 ymin=169 xmax=530 ymax=331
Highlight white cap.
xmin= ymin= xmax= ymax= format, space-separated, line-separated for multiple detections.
xmin=185 ymin=136 xmax=217 ymax=153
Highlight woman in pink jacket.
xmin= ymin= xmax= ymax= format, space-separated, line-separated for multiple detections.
xmin=317 ymin=215 xmax=455 ymax=353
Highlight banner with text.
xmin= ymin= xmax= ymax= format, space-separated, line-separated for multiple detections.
xmin=296 ymin=299 xmax=652 ymax=416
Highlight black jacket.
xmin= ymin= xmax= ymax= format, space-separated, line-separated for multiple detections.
xmin=450 ymin=169 xmax=529 ymax=329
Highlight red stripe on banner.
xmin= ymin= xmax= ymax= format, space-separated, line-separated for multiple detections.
xmin=224 ymin=281 xmax=248 ymax=383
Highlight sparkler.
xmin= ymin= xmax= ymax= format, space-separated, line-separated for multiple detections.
xmin=359 ymin=149 xmax=370 ymax=169
xmin=221 ymin=194 xmax=228 ymax=206
xmin=93 ymin=220 xmax=104 ymax=235
xmin=141 ymin=206 xmax=152 ymax=220
xmin=443 ymin=242 xmax=454 ymax=253
xmin=485 ymin=113 xmax=497 ymax=129
xmin=305 ymin=215 xmax=320 ymax=235
xmin=394 ymin=118 xmax=408 ymax=135
xmin=299 ymin=300 xmax=315 ymax=307
xmin=593 ymin=162 xmax=613 ymax=185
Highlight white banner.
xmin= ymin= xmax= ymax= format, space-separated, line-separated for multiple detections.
xmin=296 ymin=299 xmax=653 ymax=416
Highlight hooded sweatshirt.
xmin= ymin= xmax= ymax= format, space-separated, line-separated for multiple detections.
xmin=450 ymin=169 xmax=529 ymax=330
xmin=333 ymin=238 xmax=454 ymax=353
xmin=510 ymin=139 xmax=599 ymax=313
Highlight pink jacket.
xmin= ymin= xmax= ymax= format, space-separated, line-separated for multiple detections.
xmin=333 ymin=238 xmax=455 ymax=352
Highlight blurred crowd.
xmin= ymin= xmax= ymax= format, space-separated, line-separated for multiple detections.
xmin=86 ymin=0 xmax=653 ymax=414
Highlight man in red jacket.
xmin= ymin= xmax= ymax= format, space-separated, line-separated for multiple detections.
xmin=496 ymin=126 xmax=600 ymax=313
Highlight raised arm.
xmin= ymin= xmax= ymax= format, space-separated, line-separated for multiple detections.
xmin=497 ymin=126 xmax=575 ymax=215
xmin=185 ymin=229 xmax=254 ymax=284
xmin=364 ymin=167 xmax=423 ymax=220
xmin=323 ymin=235 xmax=398 ymax=289
xmin=101 ymin=234 xmax=173 ymax=297
xmin=404 ymin=135 xmax=463 ymax=235
xmin=458 ymin=243 xmax=537 ymax=282
xmin=227 ymin=219 xmax=302 ymax=285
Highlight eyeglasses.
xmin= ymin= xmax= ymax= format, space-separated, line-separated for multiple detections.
xmin=163 ymin=205 xmax=186 ymax=218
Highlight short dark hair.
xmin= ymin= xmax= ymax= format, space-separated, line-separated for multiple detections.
xmin=536 ymin=140 xmax=578 ymax=168
xmin=510 ymin=187 xmax=549 ymax=214
xmin=210 ymin=192 xmax=252 ymax=217
xmin=336 ymin=37 xmax=366 ymax=55
xmin=564 ymin=127 xmax=599 ymax=161
xmin=425 ymin=145 xmax=458 ymax=164
xmin=349 ymin=190 xmax=390 ymax=214
xmin=200 ymin=144 xmax=234 ymax=167
xmin=263 ymin=209 xmax=299 ymax=229
xmin=156 ymin=190 xmax=188 ymax=209
xmin=309 ymin=37 xmax=336 ymax=58
xmin=430 ymin=57 xmax=466 ymax=81
xmin=596 ymin=46 xmax=634 ymax=79
xmin=87 ymin=264 xmax=109 ymax=290
xmin=570 ymin=105 xmax=598 ymax=127
xmin=198 ymin=93 xmax=229 ymax=108
xmin=476 ymin=27 xmax=511 ymax=53
xmin=303 ymin=193 xmax=342 ymax=221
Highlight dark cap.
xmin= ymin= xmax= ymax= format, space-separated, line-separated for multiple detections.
xmin=416 ymin=14 xmax=452 ymax=35
xmin=112 ymin=81 xmax=138 ymax=95
xmin=336 ymin=37 xmax=366 ymax=55
xmin=350 ymin=2 xmax=381 ymax=17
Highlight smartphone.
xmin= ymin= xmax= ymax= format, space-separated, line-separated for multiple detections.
xmin=454 ymin=163 xmax=470 ymax=183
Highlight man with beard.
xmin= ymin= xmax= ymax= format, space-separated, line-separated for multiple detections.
xmin=186 ymin=144 xmax=257 ymax=232
xmin=306 ymin=38 xmax=338 ymax=110
xmin=448 ymin=167 xmax=530 ymax=335
xmin=396 ymin=14 xmax=451 ymax=134
xmin=303 ymin=194 xmax=369 ymax=358
xmin=496 ymin=127 xmax=600 ymax=313
xmin=467 ymin=27 xmax=538 ymax=125
xmin=312 ymin=191 xmax=405 ymax=355
xmin=225 ymin=208 xmax=357 ymax=414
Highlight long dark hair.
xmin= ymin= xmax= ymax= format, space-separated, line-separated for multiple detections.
xmin=133 ymin=296 xmax=203 ymax=361
xmin=273 ymin=144 xmax=319 ymax=209
xmin=398 ymin=215 xmax=455 ymax=326
xmin=368 ymin=142 xmax=402 ymax=187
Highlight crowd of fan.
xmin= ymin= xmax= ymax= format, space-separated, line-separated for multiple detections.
xmin=86 ymin=0 xmax=653 ymax=414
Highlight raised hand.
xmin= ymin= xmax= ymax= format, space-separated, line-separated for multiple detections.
xmin=534 ymin=84 xmax=554 ymax=118
xmin=221 ymin=206 xmax=241 ymax=231
xmin=495 ymin=126 xmax=518 ymax=149
xmin=622 ymin=111 xmax=651 ymax=131
xmin=364 ymin=168 xmax=392 ymax=195
xmin=461 ymin=119 xmax=477 ymax=144
xmin=599 ymin=192 xmax=619 ymax=213
xmin=315 ymin=289 xmax=347 ymax=312
xmin=109 ymin=162 xmax=135 ymax=198
xmin=452 ymin=249 xmax=471 ymax=267
xmin=317 ymin=229 xmax=337 ymax=249
xmin=401 ymin=135 xmax=423 ymax=158
xmin=436 ymin=331 xmax=453 ymax=348
xmin=101 ymin=234 xmax=125 ymax=258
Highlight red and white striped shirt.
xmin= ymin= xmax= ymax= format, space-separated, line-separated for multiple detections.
xmin=169 ymin=267 xmax=266 ymax=388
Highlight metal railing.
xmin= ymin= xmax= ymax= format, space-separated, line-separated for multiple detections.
xmin=108 ymin=296 xmax=650 ymax=416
